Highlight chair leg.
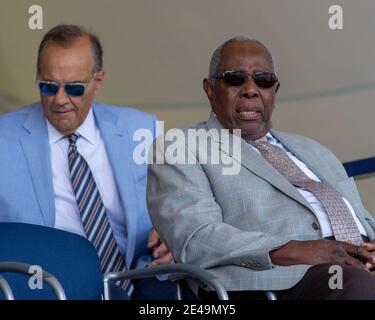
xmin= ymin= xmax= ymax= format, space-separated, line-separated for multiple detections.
xmin=176 ymin=281 xmax=183 ymax=300
xmin=265 ymin=291 xmax=277 ymax=300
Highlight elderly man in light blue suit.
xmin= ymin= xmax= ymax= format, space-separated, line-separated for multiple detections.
xmin=147 ymin=37 xmax=375 ymax=300
xmin=0 ymin=24 xmax=174 ymax=300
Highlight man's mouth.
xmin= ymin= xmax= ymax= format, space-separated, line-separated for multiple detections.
xmin=236 ymin=107 xmax=263 ymax=121
xmin=54 ymin=109 xmax=74 ymax=117
xmin=56 ymin=110 xmax=72 ymax=113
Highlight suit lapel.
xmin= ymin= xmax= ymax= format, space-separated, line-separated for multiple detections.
xmin=20 ymin=104 xmax=55 ymax=226
xmin=206 ymin=115 xmax=314 ymax=212
xmin=93 ymin=103 xmax=137 ymax=266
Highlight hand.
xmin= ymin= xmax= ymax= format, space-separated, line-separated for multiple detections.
xmin=147 ymin=229 xmax=174 ymax=266
xmin=270 ymin=239 xmax=375 ymax=271
xmin=360 ymin=241 xmax=375 ymax=271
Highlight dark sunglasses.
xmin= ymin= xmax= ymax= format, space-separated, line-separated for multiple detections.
xmin=36 ymin=73 xmax=97 ymax=97
xmin=211 ymin=70 xmax=278 ymax=88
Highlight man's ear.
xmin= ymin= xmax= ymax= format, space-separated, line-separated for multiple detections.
xmin=94 ymin=69 xmax=105 ymax=94
xmin=203 ymin=78 xmax=214 ymax=107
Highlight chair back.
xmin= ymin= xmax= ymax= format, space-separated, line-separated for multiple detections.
xmin=0 ymin=222 xmax=103 ymax=299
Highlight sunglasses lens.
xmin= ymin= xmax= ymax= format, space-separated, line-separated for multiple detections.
xmin=65 ymin=84 xmax=85 ymax=97
xmin=38 ymin=82 xmax=59 ymax=96
xmin=253 ymin=72 xmax=277 ymax=88
xmin=223 ymin=71 xmax=247 ymax=86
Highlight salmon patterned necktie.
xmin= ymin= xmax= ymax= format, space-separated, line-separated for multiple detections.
xmin=252 ymin=137 xmax=363 ymax=245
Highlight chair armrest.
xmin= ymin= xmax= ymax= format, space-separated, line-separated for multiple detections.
xmin=0 ymin=261 xmax=66 ymax=300
xmin=0 ymin=275 xmax=14 ymax=300
xmin=103 ymin=263 xmax=228 ymax=300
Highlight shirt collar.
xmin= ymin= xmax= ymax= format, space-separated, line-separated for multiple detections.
xmin=248 ymin=132 xmax=275 ymax=143
xmin=75 ymin=109 xmax=96 ymax=145
xmin=265 ymin=132 xmax=276 ymax=143
xmin=46 ymin=108 xmax=97 ymax=145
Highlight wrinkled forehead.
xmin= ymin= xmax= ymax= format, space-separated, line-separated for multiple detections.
xmin=219 ymin=41 xmax=274 ymax=72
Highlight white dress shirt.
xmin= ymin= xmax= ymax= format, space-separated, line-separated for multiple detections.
xmin=249 ymin=133 xmax=367 ymax=238
xmin=47 ymin=109 xmax=128 ymax=257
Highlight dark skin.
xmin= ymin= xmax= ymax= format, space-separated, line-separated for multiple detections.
xmin=271 ymin=239 xmax=375 ymax=271
xmin=203 ymin=40 xmax=280 ymax=141
xmin=361 ymin=242 xmax=375 ymax=270
xmin=203 ymin=40 xmax=375 ymax=272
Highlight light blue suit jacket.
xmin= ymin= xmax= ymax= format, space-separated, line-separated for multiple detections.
xmin=0 ymin=101 xmax=156 ymax=269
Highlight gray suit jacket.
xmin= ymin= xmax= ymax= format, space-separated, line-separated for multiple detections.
xmin=147 ymin=114 xmax=375 ymax=292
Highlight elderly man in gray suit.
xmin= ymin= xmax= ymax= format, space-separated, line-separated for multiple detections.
xmin=147 ymin=36 xmax=375 ymax=299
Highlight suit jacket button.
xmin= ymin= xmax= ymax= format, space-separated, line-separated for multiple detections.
xmin=312 ymin=222 xmax=320 ymax=230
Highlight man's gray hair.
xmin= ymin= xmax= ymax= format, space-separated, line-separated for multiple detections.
xmin=208 ymin=36 xmax=277 ymax=78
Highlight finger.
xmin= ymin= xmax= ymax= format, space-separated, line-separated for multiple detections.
xmin=343 ymin=254 xmax=367 ymax=270
xmin=365 ymin=262 xmax=374 ymax=271
xmin=147 ymin=230 xmax=161 ymax=249
xmin=345 ymin=243 xmax=375 ymax=264
xmin=149 ymin=252 xmax=174 ymax=266
xmin=361 ymin=242 xmax=375 ymax=251
xmin=152 ymin=243 xmax=169 ymax=259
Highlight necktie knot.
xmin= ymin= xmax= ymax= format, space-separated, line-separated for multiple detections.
xmin=250 ymin=137 xmax=271 ymax=153
xmin=250 ymin=136 xmax=268 ymax=144
xmin=68 ymin=133 xmax=79 ymax=146
xmin=67 ymin=134 xmax=79 ymax=155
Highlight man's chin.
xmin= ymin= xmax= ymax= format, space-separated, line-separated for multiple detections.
xmin=52 ymin=121 xmax=77 ymax=136
xmin=239 ymin=123 xmax=271 ymax=141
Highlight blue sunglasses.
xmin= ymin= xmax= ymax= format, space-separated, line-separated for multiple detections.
xmin=36 ymin=73 xmax=97 ymax=97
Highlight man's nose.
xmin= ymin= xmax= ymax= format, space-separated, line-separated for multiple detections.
xmin=241 ymin=76 xmax=259 ymax=98
xmin=54 ymin=86 xmax=70 ymax=105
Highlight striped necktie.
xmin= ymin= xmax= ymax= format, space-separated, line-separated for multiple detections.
xmin=252 ymin=137 xmax=364 ymax=245
xmin=67 ymin=133 xmax=133 ymax=295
